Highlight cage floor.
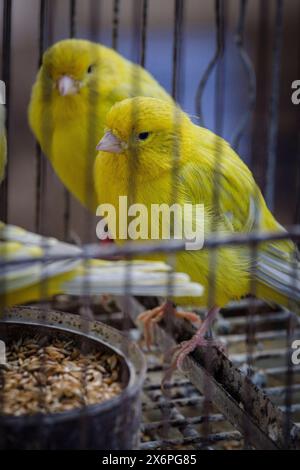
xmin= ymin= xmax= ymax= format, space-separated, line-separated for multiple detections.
xmin=48 ymin=295 xmax=300 ymax=450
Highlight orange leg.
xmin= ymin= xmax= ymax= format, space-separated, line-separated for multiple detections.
xmin=138 ymin=302 xmax=201 ymax=349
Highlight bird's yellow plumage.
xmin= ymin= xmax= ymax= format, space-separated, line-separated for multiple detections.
xmin=29 ymin=39 xmax=173 ymax=212
xmin=94 ymin=97 xmax=299 ymax=310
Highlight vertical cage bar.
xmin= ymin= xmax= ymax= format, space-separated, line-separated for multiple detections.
xmin=294 ymin=3 xmax=300 ymax=225
xmin=76 ymin=0 xmax=103 ymax=447
xmin=70 ymin=0 xmax=76 ymax=38
xmin=204 ymin=0 xmax=226 ymax=444
xmin=90 ymin=0 xmax=102 ymax=40
xmin=295 ymin=134 xmax=300 ymax=225
xmin=284 ymin=0 xmax=300 ymax=435
xmin=195 ymin=0 xmax=225 ymax=126
xmin=231 ymin=4 xmax=260 ymax=447
xmin=232 ymin=0 xmax=256 ymax=151
xmin=250 ymin=0 xmax=270 ymax=182
xmin=0 ymin=1 xmax=12 ymax=447
xmin=172 ymin=0 xmax=184 ymax=101
xmin=35 ymin=0 xmax=52 ymax=448
xmin=112 ymin=0 xmax=120 ymax=50
xmin=295 ymin=146 xmax=300 ymax=229
xmin=139 ymin=0 xmax=148 ymax=67
xmin=121 ymin=0 xmax=146 ymax=336
xmin=205 ymin=0 xmax=226 ymax=307
xmin=283 ymin=249 xmax=298 ymax=448
xmin=132 ymin=0 xmax=149 ymax=67
xmin=62 ymin=0 xmax=77 ymax=241
xmin=35 ymin=0 xmax=50 ymax=234
xmin=0 ymin=0 xmax=12 ymax=222
xmin=265 ymin=0 xmax=284 ymax=212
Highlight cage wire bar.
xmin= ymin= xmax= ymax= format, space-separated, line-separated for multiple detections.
xmin=89 ymin=0 xmax=101 ymax=41
xmin=294 ymin=2 xmax=300 ymax=226
xmin=62 ymin=0 xmax=78 ymax=241
xmin=35 ymin=3 xmax=55 ymax=447
xmin=0 ymin=0 xmax=11 ymax=223
xmin=235 ymin=0 xmax=262 ymax=444
xmin=195 ymin=0 xmax=225 ymax=127
xmin=118 ymin=0 xmax=150 ymax=350
xmin=112 ymin=0 xmax=120 ymax=50
xmin=118 ymin=0 xmax=153 ymax=342
xmin=265 ymin=0 xmax=284 ymax=213
xmin=35 ymin=0 xmax=50 ymax=234
xmin=232 ymin=0 xmax=256 ymax=151
xmin=203 ymin=0 xmax=226 ymax=444
xmin=0 ymin=0 xmax=300 ymax=450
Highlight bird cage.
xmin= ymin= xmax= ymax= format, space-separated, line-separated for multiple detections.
xmin=0 ymin=0 xmax=300 ymax=451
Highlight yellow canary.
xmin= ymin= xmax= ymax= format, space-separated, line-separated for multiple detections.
xmin=28 ymin=39 xmax=173 ymax=212
xmin=94 ymin=97 xmax=299 ymax=364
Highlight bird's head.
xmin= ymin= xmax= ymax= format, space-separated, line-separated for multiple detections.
xmin=40 ymin=39 xmax=101 ymax=99
xmin=95 ymin=97 xmax=191 ymax=180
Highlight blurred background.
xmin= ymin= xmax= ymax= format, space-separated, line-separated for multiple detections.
xmin=0 ymin=0 xmax=299 ymax=240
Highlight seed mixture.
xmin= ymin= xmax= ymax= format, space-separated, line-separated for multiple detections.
xmin=0 ymin=335 xmax=123 ymax=416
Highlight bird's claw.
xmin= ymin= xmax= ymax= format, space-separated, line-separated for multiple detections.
xmin=162 ymin=335 xmax=226 ymax=393
xmin=138 ymin=305 xmax=165 ymax=349
xmin=138 ymin=303 xmax=201 ymax=350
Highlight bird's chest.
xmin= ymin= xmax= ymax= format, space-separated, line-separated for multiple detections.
xmin=98 ymin=169 xmax=177 ymax=210
xmin=51 ymin=113 xmax=103 ymax=211
xmin=96 ymin=169 xmax=180 ymax=241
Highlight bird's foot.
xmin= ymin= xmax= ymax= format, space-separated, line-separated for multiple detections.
xmin=161 ymin=306 xmax=222 ymax=390
xmin=138 ymin=302 xmax=200 ymax=349
xmin=162 ymin=334 xmax=225 ymax=391
xmin=171 ymin=335 xmax=226 ymax=371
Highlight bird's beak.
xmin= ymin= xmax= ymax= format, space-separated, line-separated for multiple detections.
xmin=57 ymin=75 xmax=79 ymax=96
xmin=96 ymin=131 xmax=124 ymax=154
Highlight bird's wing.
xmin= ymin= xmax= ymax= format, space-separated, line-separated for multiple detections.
xmin=179 ymin=129 xmax=299 ymax=308
xmin=179 ymin=148 xmax=259 ymax=234
xmin=256 ymin=245 xmax=300 ymax=305
xmin=0 ymin=223 xmax=81 ymax=295
xmin=63 ymin=259 xmax=204 ymax=298
xmin=0 ymin=224 xmax=204 ymax=302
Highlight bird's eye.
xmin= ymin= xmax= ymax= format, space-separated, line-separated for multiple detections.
xmin=87 ymin=65 xmax=94 ymax=74
xmin=138 ymin=132 xmax=150 ymax=141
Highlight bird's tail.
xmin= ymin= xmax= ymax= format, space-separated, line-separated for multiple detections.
xmin=255 ymin=240 xmax=300 ymax=311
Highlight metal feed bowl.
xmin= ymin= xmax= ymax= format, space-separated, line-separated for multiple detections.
xmin=0 ymin=307 xmax=146 ymax=450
